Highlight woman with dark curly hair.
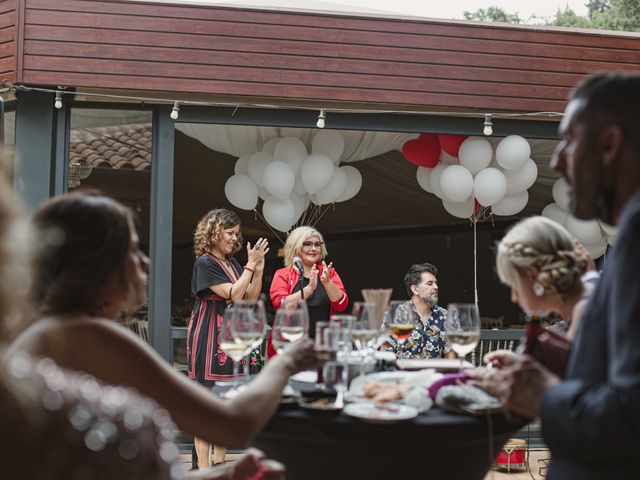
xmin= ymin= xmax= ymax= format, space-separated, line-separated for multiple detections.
xmin=187 ymin=208 xmax=269 ymax=467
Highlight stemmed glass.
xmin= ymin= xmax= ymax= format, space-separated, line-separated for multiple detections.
xmin=229 ymin=299 xmax=267 ymax=381
xmin=445 ymin=303 xmax=481 ymax=370
xmin=385 ymin=300 xmax=416 ymax=347
xmin=351 ymin=302 xmax=378 ymax=377
xmin=218 ymin=309 xmax=248 ymax=387
xmin=272 ymin=298 xmax=309 ymax=354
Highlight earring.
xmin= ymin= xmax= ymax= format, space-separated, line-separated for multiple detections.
xmin=532 ymin=282 xmax=545 ymax=297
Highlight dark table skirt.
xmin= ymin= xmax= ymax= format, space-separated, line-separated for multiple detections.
xmin=251 ymin=404 xmax=523 ymax=480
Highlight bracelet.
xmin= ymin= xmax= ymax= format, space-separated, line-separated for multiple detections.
xmin=244 ymin=265 xmax=256 ymax=273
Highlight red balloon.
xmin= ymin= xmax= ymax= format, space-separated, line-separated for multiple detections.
xmin=474 ymin=198 xmax=482 ymax=215
xmin=402 ymin=134 xmax=440 ymax=168
xmin=438 ymin=134 xmax=468 ymax=157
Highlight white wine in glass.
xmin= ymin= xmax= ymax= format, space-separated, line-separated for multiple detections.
xmin=446 ymin=303 xmax=481 ymax=369
xmin=272 ymin=299 xmax=309 ymax=355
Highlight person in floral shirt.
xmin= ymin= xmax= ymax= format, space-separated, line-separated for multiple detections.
xmin=384 ymin=263 xmax=457 ymax=359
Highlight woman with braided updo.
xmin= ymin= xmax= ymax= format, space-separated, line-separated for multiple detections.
xmin=496 ymin=216 xmax=593 ymax=339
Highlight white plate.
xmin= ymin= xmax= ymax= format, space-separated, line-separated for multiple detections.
xmin=290 ymin=370 xmax=319 ymax=383
xmin=349 ymin=370 xmax=442 ymax=397
xmin=343 ymin=402 xmax=418 ymax=424
xmin=396 ymin=358 xmax=474 ymax=371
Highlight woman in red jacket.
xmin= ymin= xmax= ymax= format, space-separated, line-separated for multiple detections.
xmin=268 ymin=226 xmax=348 ymax=356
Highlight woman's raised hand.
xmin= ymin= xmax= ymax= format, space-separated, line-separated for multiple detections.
xmin=320 ymin=261 xmax=333 ymax=285
xmin=307 ymin=264 xmax=319 ymax=292
xmin=246 ymin=238 xmax=269 ymax=266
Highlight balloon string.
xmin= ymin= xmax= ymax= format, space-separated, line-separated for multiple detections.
xmin=473 ymin=215 xmax=478 ymax=308
xmin=253 ymin=208 xmax=286 ymax=245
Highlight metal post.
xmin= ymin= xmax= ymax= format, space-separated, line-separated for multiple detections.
xmin=148 ymin=106 xmax=175 ymax=362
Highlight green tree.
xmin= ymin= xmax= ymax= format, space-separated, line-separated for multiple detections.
xmin=463 ymin=6 xmax=521 ymax=24
xmin=549 ymin=0 xmax=639 ymax=31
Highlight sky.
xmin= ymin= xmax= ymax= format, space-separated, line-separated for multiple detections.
xmin=326 ymin=0 xmax=589 ymax=21
xmin=143 ymin=0 xmax=590 ymax=21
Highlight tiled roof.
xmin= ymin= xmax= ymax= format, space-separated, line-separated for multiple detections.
xmin=69 ymin=123 xmax=152 ymax=171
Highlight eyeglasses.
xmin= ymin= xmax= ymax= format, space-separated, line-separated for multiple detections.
xmin=302 ymin=241 xmax=324 ymax=249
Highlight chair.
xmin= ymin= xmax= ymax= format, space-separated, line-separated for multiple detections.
xmin=468 ymin=329 xmax=524 ymax=366
xmin=128 ymin=319 xmax=150 ymax=343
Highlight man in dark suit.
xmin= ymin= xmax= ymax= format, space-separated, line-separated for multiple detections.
xmin=474 ymin=72 xmax=640 ymax=479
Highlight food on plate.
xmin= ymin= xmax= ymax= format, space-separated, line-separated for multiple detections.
xmin=363 ymin=380 xmax=410 ymax=403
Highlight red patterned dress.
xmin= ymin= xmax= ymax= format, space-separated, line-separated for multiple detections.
xmin=186 ymin=254 xmax=243 ymax=386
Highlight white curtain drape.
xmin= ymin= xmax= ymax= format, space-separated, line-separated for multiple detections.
xmin=175 ymin=124 xmax=415 ymax=162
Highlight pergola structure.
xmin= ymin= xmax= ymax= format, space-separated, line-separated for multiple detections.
xmin=2 ymin=0 xmax=640 ymax=360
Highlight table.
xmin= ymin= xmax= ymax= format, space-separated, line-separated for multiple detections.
xmin=249 ymin=383 xmax=525 ymax=480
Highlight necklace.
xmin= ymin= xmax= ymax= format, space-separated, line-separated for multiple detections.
xmin=210 ymin=252 xmax=231 ymax=265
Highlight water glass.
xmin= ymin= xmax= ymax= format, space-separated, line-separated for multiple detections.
xmin=323 ymin=327 xmax=351 ymax=406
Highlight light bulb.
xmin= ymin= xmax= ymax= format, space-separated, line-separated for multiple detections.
xmin=483 ymin=114 xmax=493 ymax=136
xmin=54 ymin=91 xmax=62 ymax=109
xmin=316 ymin=109 xmax=326 ymax=129
xmin=170 ymin=101 xmax=180 ymax=120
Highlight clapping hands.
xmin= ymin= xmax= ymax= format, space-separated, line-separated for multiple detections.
xmin=320 ymin=261 xmax=333 ymax=285
xmin=246 ymin=238 xmax=269 ymax=272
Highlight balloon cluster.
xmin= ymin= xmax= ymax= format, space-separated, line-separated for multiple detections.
xmin=224 ymin=131 xmax=363 ymax=232
xmin=406 ymin=134 xmax=537 ymax=219
xmin=541 ymin=178 xmax=617 ymax=259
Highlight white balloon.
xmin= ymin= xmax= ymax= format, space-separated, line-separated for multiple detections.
xmin=496 ymin=135 xmax=531 ymax=170
xmin=224 ymin=174 xmax=258 ymax=210
xmin=262 ymin=137 xmax=281 ymax=155
xmin=583 ymin=242 xmax=607 ymax=259
xmin=442 ymin=197 xmax=474 ymax=219
xmin=599 ymin=221 xmax=618 ymax=236
xmin=429 ymin=164 xmax=448 ymax=199
xmin=300 ymin=154 xmax=335 ymax=194
xmin=312 ymin=130 xmax=345 ymax=164
xmin=247 ymin=151 xmax=273 ymax=187
xmin=458 ymin=137 xmax=493 ymax=175
xmin=293 ymin=175 xmax=307 ymax=195
xmin=541 ymin=203 xmax=568 ymax=226
xmin=274 ymin=137 xmax=307 ymax=174
xmin=504 ymin=158 xmax=538 ymax=194
xmin=315 ymin=167 xmax=348 ymax=205
xmin=566 ymin=216 xmax=604 ymax=245
xmin=262 ymin=160 xmax=295 ymax=200
xmin=309 ymin=193 xmax=321 ymax=206
xmin=263 ymin=197 xmax=295 ymax=232
xmin=491 ymin=191 xmax=529 ymax=216
xmin=258 ymin=188 xmax=273 ymax=202
xmin=440 ymin=165 xmax=474 ymax=202
xmin=234 ymin=153 xmax=252 ymax=176
xmin=416 ymin=166 xmax=433 ymax=193
xmin=473 ymin=168 xmax=507 ymax=207
xmin=552 ymin=178 xmax=571 ymax=211
xmin=289 ymin=192 xmax=309 ymax=223
xmin=439 ymin=149 xmax=458 ymax=165
xmin=337 ymin=166 xmax=362 ymax=202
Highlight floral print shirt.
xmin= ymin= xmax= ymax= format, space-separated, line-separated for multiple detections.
xmin=384 ymin=301 xmax=451 ymax=359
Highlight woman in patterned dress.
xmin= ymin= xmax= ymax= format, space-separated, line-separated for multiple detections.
xmin=186 ymin=209 xmax=269 ymax=468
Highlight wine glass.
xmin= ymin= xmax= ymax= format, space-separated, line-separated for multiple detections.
xmin=446 ymin=303 xmax=481 ymax=370
xmin=385 ymin=300 xmax=416 ymax=346
xmin=272 ymin=298 xmax=309 ymax=355
xmin=229 ymin=299 xmax=266 ymax=381
xmin=218 ymin=309 xmax=247 ymax=387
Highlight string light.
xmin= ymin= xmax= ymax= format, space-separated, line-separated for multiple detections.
xmin=170 ymin=101 xmax=180 ymax=120
xmin=54 ymin=91 xmax=63 ymax=109
xmin=483 ymin=114 xmax=493 ymax=136
xmin=4 ymin=83 xmax=565 ymax=123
